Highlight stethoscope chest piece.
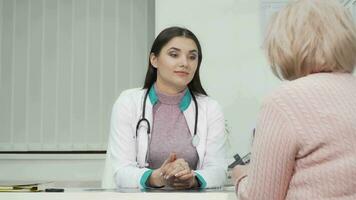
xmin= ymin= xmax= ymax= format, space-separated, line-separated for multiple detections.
xmin=192 ymin=134 xmax=200 ymax=147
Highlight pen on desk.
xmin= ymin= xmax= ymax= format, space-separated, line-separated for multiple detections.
xmin=45 ymin=188 xmax=64 ymax=192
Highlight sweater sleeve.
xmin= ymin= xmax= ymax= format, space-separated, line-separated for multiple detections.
xmin=237 ymin=100 xmax=299 ymax=200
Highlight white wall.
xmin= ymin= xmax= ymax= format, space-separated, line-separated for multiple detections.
xmin=156 ymin=0 xmax=280 ymax=156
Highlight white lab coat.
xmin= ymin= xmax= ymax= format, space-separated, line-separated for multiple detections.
xmin=107 ymin=88 xmax=227 ymax=189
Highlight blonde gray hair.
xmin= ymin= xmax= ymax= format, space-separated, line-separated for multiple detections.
xmin=265 ymin=0 xmax=356 ymax=80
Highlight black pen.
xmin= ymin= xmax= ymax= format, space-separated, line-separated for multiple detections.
xmin=45 ymin=188 xmax=64 ymax=192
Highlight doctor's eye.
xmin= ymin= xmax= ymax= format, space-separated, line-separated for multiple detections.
xmin=168 ymin=51 xmax=179 ymax=58
xmin=189 ymin=54 xmax=197 ymax=60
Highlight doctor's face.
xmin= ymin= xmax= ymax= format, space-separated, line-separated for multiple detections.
xmin=150 ymin=37 xmax=199 ymax=92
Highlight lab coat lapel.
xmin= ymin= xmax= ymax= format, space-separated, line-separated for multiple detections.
xmin=183 ymin=101 xmax=196 ymax=138
xmin=136 ymin=91 xmax=153 ymax=168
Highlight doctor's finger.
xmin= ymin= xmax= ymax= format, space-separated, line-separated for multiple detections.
xmin=163 ymin=165 xmax=182 ymax=179
xmin=162 ymin=163 xmax=180 ymax=177
xmin=165 ymin=164 xmax=188 ymax=179
xmin=174 ymin=169 xmax=191 ymax=178
xmin=175 ymin=171 xmax=195 ymax=181
xmin=160 ymin=153 xmax=177 ymax=176
xmin=162 ymin=153 xmax=176 ymax=167
xmin=173 ymin=159 xmax=189 ymax=167
xmin=160 ymin=162 xmax=174 ymax=176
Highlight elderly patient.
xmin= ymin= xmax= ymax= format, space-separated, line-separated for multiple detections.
xmin=233 ymin=0 xmax=356 ymax=199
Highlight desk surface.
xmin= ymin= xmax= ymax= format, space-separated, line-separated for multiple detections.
xmin=0 ymin=187 xmax=237 ymax=200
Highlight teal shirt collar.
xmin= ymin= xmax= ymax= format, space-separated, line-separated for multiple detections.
xmin=148 ymin=85 xmax=192 ymax=112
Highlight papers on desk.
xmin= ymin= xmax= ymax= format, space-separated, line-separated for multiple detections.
xmin=0 ymin=182 xmax=53 ymax=192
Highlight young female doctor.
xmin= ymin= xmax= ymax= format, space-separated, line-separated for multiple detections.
xmin=107 ymin=27 xmax=227 ymax=189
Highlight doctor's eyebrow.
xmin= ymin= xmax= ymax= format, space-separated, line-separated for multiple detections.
xmin=167 ymin=47 xmax=198 ymax=54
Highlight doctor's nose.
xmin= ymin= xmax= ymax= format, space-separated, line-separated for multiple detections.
xmin=179 ymin=56 xmax=189 ymax=68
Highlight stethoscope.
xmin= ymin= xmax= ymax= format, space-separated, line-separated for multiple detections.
xmin=135 ymin=86 xmax=200 ymax=150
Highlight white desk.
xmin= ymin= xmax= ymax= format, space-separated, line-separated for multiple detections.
xmin=0 ymin=187 xmax=237 ymax=200
xmin=0 ymin=192 xmax=237 ymax=200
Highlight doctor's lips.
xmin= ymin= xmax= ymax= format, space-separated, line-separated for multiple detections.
xmin=174 ymin=71 xmax=189 ymax=76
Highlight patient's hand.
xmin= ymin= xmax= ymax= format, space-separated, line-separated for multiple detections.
xmin=232 ymin=165 xmax=249 ymax=185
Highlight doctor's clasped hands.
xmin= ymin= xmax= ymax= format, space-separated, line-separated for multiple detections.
xmin=149 ymin=153 xmax=198 ymax=189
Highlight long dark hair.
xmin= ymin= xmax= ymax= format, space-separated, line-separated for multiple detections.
xmin=143 ymin=26 xmax=207 ymax=96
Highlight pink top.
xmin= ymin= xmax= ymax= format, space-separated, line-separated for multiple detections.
xmin=147 ymin=86 xmax=198 ymax=170
xmin=236 ymin=73 xmax=356 ymax=200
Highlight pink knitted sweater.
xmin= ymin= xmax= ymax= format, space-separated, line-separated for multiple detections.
xmin=236 ymin=73 xmax=356 ymax=200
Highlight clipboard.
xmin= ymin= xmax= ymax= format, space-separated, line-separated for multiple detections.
xmin=0 ymin=181 xmax=53 ymax=192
